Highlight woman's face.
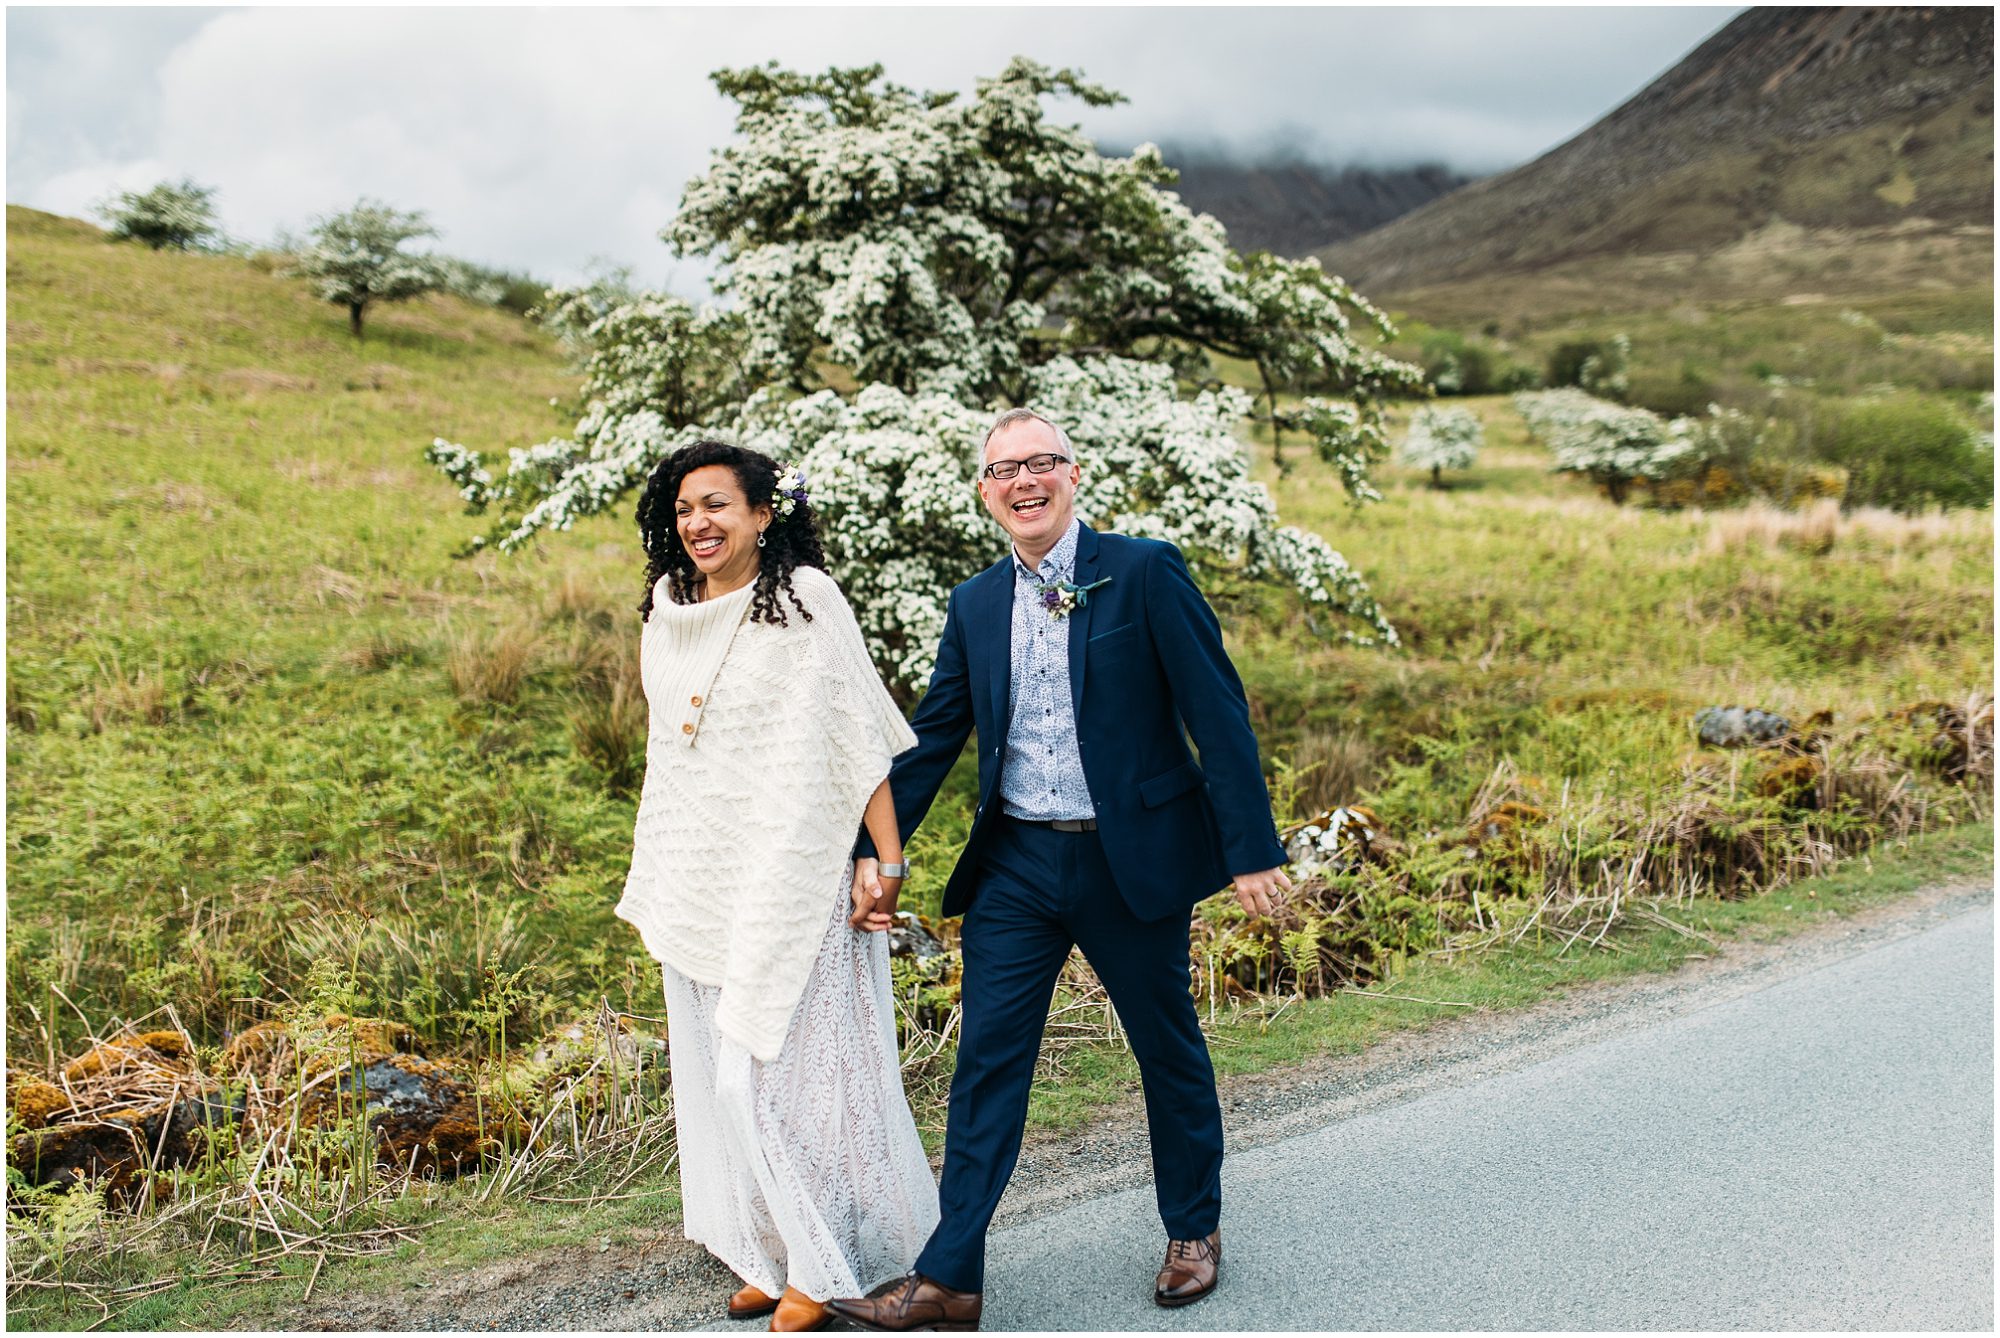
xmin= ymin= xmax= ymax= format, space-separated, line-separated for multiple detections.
xmin=675 ymin=464 xmax=772 ymax=594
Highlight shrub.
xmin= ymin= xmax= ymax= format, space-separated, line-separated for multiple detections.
xmin=1546 ymin=334 xmax=1630 ymax=400
xmin=436 ymin=257 xmax=546 ymax=316
xmin=1813 ymin=393 xmax=1993 ymax=511
xmin=97 ymin=179 xmax=221 ymax=252
xmin=1627 ymin=365 xmax=1717 ymax=418
xmin=1417 ymin=331 xmax=1496 ymax=396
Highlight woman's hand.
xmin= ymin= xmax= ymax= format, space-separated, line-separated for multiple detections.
xmin=848 ymin=857 xmax=901 ymax=933
xmin=848 ymin=858 xmax=880 ymax=929
xmin=862 ymin=874 xmax=901 ymax=933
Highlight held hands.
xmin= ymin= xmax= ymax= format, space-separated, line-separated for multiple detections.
xmin=1231 ymin=865 xmax=1294 ymax=918
xmin=848 ymin=857 xmax=902 ymax=933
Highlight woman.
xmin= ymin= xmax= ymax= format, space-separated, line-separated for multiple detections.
xmin=614 ymin=440 xmax=939 ymax=1331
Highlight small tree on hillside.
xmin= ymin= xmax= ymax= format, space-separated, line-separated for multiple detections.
xmin=1398 ymin=404 xmax=1482 ymax=488
xmin=99 ymin=178 xmax=221 ymax=251
xmin=290 ymin=200 xmax=444 ymax=338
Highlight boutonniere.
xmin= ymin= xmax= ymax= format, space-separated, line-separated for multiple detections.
xmin=1035 ymin=576 xmax=1112 ymax=621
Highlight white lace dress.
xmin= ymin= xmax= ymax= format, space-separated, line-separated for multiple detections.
xmin=661 ymin=871 xmax=940 ymax=1302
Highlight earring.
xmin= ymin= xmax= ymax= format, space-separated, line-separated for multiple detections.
xmin=757 ymin=531 xmax=767 ymax=548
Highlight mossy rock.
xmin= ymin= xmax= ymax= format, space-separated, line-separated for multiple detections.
xmin=5 ymin=1070 xmax=72 ymax=1130
xmin=8 ymin=1091 xmax=243 ymax=1205
xmin=1753 ymin=754 xmax=1824 ymax=808
xmin=301 ymin=1054 xmax=523 ymax=1179
xmin=1885 ymin=699 xmax=1989 ymax=781
xmin=61 ymin=1030 xmax=191 ymax=1083
xmin=221 ymin=1014 xmax=424 ymax=1091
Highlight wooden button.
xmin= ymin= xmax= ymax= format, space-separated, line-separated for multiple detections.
xmin=690 ymin=695 xmax=702 ymax=706
xmin=681 ymin=722 xmax=694 ymax=735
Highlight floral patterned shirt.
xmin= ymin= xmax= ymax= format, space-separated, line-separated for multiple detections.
xmin=999 ymin=518 xmax=1095 ymax=821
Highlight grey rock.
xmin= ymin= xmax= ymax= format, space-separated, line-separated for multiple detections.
xmin=1695 ymin=705 xmax=1791 ymax=747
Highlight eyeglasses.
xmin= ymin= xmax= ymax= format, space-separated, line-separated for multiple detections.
xmin=982 ymin=453 xmax=1071 ymax=481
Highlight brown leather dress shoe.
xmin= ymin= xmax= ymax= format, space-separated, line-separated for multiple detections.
xmin=825 ymin=1272 xmax=983 ymax=1332
xmin=1155 ymin=1230 xmax=1222 ymax=1307
xmin=729 ymin=1284 xmax=780 ymax=1319
xmin=769 ymin=1287 xmax=831 ymax=1332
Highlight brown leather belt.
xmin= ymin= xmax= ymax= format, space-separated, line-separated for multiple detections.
xmin=1011 ymin=816 xmax=1098 ymax=832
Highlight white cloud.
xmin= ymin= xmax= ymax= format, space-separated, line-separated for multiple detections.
xmin=7 ymin=6 xmax=1739 ymax=290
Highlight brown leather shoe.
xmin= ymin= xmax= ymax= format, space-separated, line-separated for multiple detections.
xmin=770 ymin=1287 xmax=831 ymax=1332
xmin=728 ymin=1284 xmax=779 ymax=1320
xmin=1155 ymin=1230 xmax=1221 ymax=1307
xmin=825 ymin=1272 xmax=983 ymax=1332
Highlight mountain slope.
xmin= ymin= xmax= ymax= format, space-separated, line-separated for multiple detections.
xmin=1320 ymin=6 xmax=1993 ymax=300
xmin=1159 ymin=154 xmax=1475 ymax=256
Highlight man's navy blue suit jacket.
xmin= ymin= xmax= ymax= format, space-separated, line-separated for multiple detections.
xmin=863 ymin=523 xmax=1287 ymax=924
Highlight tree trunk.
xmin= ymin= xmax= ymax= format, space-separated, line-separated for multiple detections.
xmin=349 ymin=302 xmax=365 ymax=339
xmin=1260 ymin=365 xmax=1285 ymax=471
xmin=1431 ymin=463 xmax=1443 ymax=490
xmin=1606 ymin=474 xmax=1630 ymax=505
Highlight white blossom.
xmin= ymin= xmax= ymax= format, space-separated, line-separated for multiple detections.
xmin=1398 ymin=404 xmax=1482 ymax=478
xmin=427 ymin=58 xmax=1420 ymax=688
xmin=1518 ymin=389 xmax=1691 ymax=504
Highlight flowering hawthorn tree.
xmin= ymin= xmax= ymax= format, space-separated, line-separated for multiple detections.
xmin=1397 ymin=404 xmax=1482 ymax=488
xmin=98 ymin=178 xmax=221 ymax=251
xmin=290 ymin=199 xmax=445 ymax=339
xmin=1515 ymin=389 xmax=1692 ymax=504
xmin=429 ymin=58 xmax=1425 ymax=693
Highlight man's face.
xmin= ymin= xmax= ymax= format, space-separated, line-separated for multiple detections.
xmin=977 ymin=420 xmax=1081 ymax=556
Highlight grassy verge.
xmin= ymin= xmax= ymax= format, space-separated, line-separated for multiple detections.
xmin=9 ymin=818 xmax=1987 ymax=1332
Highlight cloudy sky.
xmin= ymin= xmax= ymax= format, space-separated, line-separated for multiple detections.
xmin=8 ymin=5 xmax=1738 ymax=292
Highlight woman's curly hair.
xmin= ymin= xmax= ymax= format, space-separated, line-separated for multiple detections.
xmin=635 ymin=439 xmax=827 ymax=626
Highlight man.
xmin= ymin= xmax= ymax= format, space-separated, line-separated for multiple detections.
xmin=830 ymin=408 xmax=1293 ymax=1331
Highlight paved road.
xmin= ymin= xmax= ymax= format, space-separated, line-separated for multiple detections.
xmin=981 ymin=898 xmax=1994 ymax=1331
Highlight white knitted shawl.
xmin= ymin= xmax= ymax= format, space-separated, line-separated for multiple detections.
xmin=615 ymin=565 xmax=917 ymax=1061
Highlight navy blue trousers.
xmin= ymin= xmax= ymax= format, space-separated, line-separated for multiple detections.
xmin=913 ymin=818 xmax=1225 ymax=1292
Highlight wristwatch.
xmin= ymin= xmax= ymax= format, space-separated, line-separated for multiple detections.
xmin=877 ymin=862 xmax=910 ymax=879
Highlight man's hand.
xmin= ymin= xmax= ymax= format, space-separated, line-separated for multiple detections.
xmin=848 ymin=857 xmax=901 ymax=932
xmin=1231 ymin=866 xmax=1293 ymax=918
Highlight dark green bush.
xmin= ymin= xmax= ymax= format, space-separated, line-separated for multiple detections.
xmin=1627 ymin=365 xmax=1716 ymax=418
xmin=1419 ymin=331 xmax=1496 ymax=396
xmin=1811 ymin=393 xmax=1993 ymax=511
xmin=1546 ymin=335 xmax=1629 ymax=398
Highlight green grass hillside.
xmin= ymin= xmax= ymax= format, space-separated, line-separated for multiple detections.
xmin=7 ymin=204 xmax=1994 ymax=1067
xmin=5 ymin=206 xmax=656 ymax=1055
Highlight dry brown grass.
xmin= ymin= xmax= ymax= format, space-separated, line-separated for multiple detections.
xmin=1288 ymin=728 xmax=1383 ymax=812
xmin=85 ymin=659 xmax=173 ymax=732
xmin=445 ymin=621 xmax=542 ymax=707
xmin=333 ymin=630 xmax=431 ymax=674
xmin=541 ymin=569 xmax=621 ymax=627
xmin=1700 ymin=499 xmax=1988 ymax=557
xmin=215 ymin=368 xmax=317 ymax=394
xmin=566 ymin=631 xmax=646 ymax=794
xmin=299 ymin=565 xmax=364 ymax=608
